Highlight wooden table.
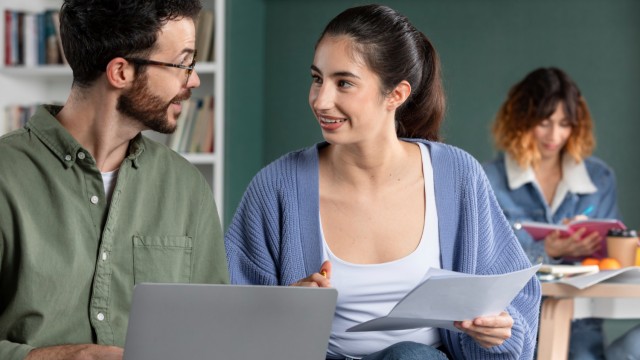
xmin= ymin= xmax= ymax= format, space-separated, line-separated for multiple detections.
xmin=537 ymin=282 xmax=640 ymax=359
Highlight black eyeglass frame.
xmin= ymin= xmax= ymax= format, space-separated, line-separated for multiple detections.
xmin=124 ymin=50 xmax=197 ymax=85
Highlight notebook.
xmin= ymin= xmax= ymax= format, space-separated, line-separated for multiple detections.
xmin=123 ymin=283 xmax=338 ymax=360
xmin=517 ymin=219 xmax=626 ymax=240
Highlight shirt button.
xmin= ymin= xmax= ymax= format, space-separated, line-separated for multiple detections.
xmin=97 ymin=313 xmax=105 ymax=321
xmin=77 ymin=152 xmax=86 ymax=160
xmin=64 ymin=155 xmax=72 ymax=161
xmin=102 ymin=252 xmax=108 ymax=261
xmin=90 ymin=195 xmax=99 ymax=204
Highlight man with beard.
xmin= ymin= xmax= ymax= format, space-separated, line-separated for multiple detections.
xmin=0 ymin=1 xmax=228 ymax=359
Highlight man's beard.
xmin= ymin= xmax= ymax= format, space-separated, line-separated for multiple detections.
xmin=117 ymin=72 xmax=191 ymax=134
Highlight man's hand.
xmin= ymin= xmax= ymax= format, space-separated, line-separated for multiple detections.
xmin=26 ymin=344 xmax=123 ymax=360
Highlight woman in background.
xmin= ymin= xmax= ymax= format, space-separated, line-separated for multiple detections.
xmin=226 ymin=4 xmax=540 ymax=359
xmin=482 ymin=67 xmax=621 ymax=359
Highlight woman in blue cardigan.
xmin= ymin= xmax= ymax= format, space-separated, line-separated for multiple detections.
xmin=226 ymin=5 xmax=540 ymax=359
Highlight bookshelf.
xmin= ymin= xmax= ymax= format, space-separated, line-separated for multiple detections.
xmin=0 ymin=0 xmax=226 ymax=222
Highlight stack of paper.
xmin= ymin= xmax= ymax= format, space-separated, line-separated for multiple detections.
xmin=538 ymin=264 xmax=599 ymax=277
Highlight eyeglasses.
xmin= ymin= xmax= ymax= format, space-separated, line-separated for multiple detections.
xmin=124 ymin=50 xmax=197 ymax=86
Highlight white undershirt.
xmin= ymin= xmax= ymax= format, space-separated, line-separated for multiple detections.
xmin=101 ymin=168 xmax=119 ymax=205
xmin=322 ymin=142 xmax=441 ymax=359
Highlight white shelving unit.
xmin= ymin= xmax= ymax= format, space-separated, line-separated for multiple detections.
xmin=0 ymin=0 xmax=225 ymax=221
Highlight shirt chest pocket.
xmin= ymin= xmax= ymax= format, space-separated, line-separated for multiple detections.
xmin=132 ymin=235 xmax=193 ymax=284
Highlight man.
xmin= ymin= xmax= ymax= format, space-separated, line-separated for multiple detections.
xmin=0 ymin=1 xmax=228 ymax=359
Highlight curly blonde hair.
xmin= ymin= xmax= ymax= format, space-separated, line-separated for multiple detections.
xmin=492 ymin=67 xmax=595 ymax=168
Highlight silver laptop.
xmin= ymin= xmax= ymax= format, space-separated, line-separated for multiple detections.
xmin=123 ymin=283 xmax=338 ymax=360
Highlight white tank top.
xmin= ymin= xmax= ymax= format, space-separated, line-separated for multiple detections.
xmin=322 ymin=143 xmax=442 ymax=359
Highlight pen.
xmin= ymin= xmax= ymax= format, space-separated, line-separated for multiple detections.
xmin=582 ymin=205 xmax=594 ymax=216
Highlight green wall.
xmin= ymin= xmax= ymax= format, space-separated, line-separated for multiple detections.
xmin=224 ymin=0 xmax=266 ymax=224
xmin=226 ymin=0 xmax=640 ymax=230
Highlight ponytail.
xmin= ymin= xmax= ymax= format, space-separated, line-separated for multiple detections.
xmin=396 ymin=33 xmax=445 ymax=141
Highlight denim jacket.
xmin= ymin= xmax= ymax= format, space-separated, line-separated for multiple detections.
xmin=483 ymin=153 xmax=621 ymax=264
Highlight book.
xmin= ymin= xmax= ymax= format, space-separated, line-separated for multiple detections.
xmin=195 ymin=9 xmax=214 ymax=62
xmin=4 ymin=10 xmax=12 ymax=65
xmin=167 ymin=99 xmax=192 ymax=152
xmin=518 ymin=219 xmax=626 ymax=240
xmin=44 ymin=9 xmax=59 ymax=64
xmin=36 ymin=12 xmax=46 ymax=65
xmin=10 ymin=11 xmax=19 ymax=65
xmin=23 ymin=13 xmax=38 ymax=67
xmin=538 ymin=264 xmax=599 ymax=277
xmin=347 ymin=264 xmax=540 ymax=333
xmin=16 ymin=12 xmax=24 ymax=65
xmin=50 ymin=11 xmax=67 ymax=64
xmin=203 ymin=96 xmax=215 ymax=153
xmin=189 ymin=95 xmax=214 ymax=153
xmin=178 ymin=98 xmax=202 ymax=152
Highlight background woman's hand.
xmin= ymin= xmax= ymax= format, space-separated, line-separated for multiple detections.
xmin=291 ymin=260 xmax=332 ymax=287
xmin=454 ymin=311 xmax=513 ymax=348
xmin=544 ymin=228 xmax=601 ymax=258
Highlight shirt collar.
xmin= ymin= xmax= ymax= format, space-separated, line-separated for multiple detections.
xmin=504 ymin=152 xmax=597 ymax=194
xmin=26 ymin=105 xmax=145 ymax=169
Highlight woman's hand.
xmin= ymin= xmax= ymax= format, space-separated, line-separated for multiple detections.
xmin=291 ymin=260 xmax=332 ymax=287
xmin=544 ymin=228 xmax=601 ymax=258
xmin=454 ymin=311 xmax=513 ymax=348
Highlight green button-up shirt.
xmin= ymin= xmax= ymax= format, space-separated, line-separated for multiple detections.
xmin=0 ymin=106 xmax=229 ymax=360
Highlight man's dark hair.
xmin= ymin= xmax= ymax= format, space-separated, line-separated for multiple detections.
xmin=60 ymin=0 xmax=202 ymax=87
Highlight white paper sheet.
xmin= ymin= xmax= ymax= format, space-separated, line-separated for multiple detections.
xmin=556 ymin=266 xmax=640 ymax=290
xmin=347 ymin=264 xmax=540 ymax=333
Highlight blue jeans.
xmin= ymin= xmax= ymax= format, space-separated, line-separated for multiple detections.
xmin=359 ymin=341 xmax=448 ymax=360
xmin=605 ymin=323 xmax=640 ymax=360
xmin=569 ymin=318 xmax=605 ymax=360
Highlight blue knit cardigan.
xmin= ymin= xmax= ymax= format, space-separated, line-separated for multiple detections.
xmin=225 ymin=139 xmax=541 ymax=359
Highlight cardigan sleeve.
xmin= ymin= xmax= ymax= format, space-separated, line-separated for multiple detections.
xmin=225 ymin=168 xmax=282 ymax=286
xmin=442 ymin=151 xmax=541 ymax=360
xmin=224 ymin=150 xmax=314 ymax=287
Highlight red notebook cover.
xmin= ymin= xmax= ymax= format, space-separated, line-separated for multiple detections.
xmin=519 ymin=219 xmax=626 ymax=259
xmin=519 ymin=219 xmax=626 ymax=241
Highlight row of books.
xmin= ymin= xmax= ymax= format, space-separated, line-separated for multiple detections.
xmin=3 ymin=97 xmax=215 ymax=155
xmin=195 ymin=9 xmax=215 ymax=62
xmin=2 ymin=103 xmax=37 ymax=135
xmin=168 ymin=95 xmax=215 ymax=154
xmin=3 ymin=8 xmax=215 ymax=67
xmin=4 ymin=9 xmax=66 ymax=67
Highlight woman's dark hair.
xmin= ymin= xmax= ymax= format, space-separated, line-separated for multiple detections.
xmin=317 ymin=4 xmax=445 ymax=141
xmin=60 ymin=0 xmax=202 ymax=88
xmin=492 ymin=67 xmax=594 ymax=167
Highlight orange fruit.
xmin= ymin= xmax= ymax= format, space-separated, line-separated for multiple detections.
xmin=581 ymin=258 xmax=600 ymax=266
xmin=598 ymin=258 xmax=621 ymax=270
